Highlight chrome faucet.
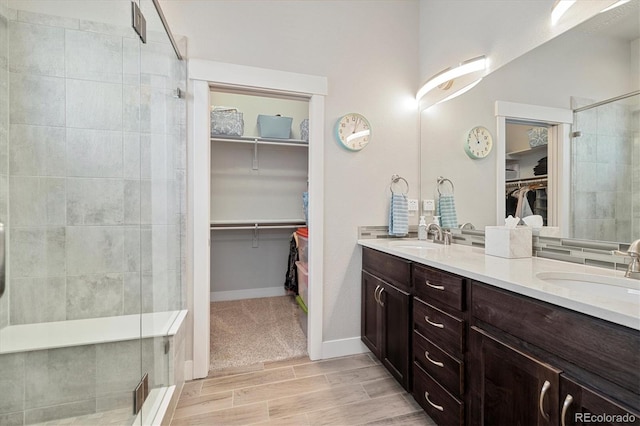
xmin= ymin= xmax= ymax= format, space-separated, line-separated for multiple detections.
xmin=426 ymin=223 xmax=451 ymax=245
xmin=460 ymin=222 xmax=475 ymax=230
xmin=614 ymin=239 xmax=640 ymax=279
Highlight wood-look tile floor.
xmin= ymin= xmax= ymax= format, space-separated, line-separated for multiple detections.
xmin=170 ymin=353 xmax=436 ymax=426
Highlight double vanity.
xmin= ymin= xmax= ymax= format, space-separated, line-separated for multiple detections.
xmin=358 ymin=238 xmax=639 ymax=426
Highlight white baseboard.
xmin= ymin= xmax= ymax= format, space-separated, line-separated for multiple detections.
xmin=210 ymin=287 xmax=286 ymax=302
xmin=321 ymin=337 xmax=370 ymax=359
xmin=184 ymin=360 xmax=193 ymax=382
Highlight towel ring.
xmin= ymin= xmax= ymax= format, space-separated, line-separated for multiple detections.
xmin=390 ymin=174 xmax=409 ymax=195
xmin=437 ymin=176 xmax=454 ymax=195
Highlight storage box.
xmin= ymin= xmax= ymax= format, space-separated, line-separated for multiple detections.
xmin=296 ymin=261 xmax=309 ymax=308
xmin=257 ymin=114 xmax=292 ymax=139
xmin=485 ymin=226 xmax=532 ymax=258
xmin=210 ymin=107 xmax=244 ymax=136
xmin=296 ymin=227 xmax=308 ymax=266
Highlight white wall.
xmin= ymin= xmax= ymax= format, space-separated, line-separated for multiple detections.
xmin=161 ymin=1 xmax=420 ymax=347
xmin=420 ymin=26 xmax=634 ymax=228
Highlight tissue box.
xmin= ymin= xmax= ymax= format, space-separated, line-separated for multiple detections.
xmin=485 ymin=226 xmax=532 ymax=258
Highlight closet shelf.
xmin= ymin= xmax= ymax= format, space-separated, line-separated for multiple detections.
xmin=211 ymin=135 xmax=309 ymax=148
xmin=506 ymin=144 xmax=547 ymax=158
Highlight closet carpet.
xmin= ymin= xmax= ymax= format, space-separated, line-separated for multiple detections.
xmin=210 ymin=296 xmax=308 ymax=372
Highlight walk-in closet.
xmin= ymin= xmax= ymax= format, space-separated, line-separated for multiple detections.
xmin=208 ymin=87 xmax=310 ymax=371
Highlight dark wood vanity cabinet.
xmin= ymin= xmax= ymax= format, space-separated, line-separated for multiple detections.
xmin=361 ymin=248 xmax=411 ymax=390
xmin=412 ymin=264 xmax=467 ymax=426
xmin=361 ymin=247 xmax=639 ymax=426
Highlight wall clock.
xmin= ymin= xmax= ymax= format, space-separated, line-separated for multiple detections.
xmin=335 ymin=113 xmax=371 ymax=151
xmin=464 ymin=126 xmax=493 ymax=159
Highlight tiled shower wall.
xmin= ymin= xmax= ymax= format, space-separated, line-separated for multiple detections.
xmin=571 ymin=96 xmax=639 ymax=242
xmin=3 ymin=7 xmax=186 ymax=325
xmin=0 ymin=2 xmax=8 ymax=331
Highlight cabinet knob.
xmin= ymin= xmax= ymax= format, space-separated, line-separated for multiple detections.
xmin=425 ymin=351 xmax=444 ymax=367
xmin=424 ymin=391 xmax=444 ymax=412
xmin=561 ymin=394 xmax=574 ymax=426
xmin=424 ymin=316 xmax=444 ymax=329
xmin=425 ymin=280 xmax=445 ymax=291
xmin=539 ymin=380 xmax=551 ymax=421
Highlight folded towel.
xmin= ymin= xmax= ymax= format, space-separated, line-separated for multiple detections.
xmin=388 ymin=193 xmax=409 ymax=236
xmin=437 ymin=194 xmax=458 ymax=229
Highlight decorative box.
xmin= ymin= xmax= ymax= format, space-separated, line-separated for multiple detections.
xmin=257 ymin=114 xmax=292 ymax=139
xmin=300 ymin=118 xmax=309 ymax=142
xmin=485 ymin=226 xmax=532 ymax=259
xmin=211 ymin=107 xmax=244 ymax=137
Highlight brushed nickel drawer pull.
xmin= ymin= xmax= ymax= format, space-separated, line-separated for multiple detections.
xmin=425 ymin=280 xmax=445 ymax=291
xmin=425 ymin=351 xmax=444 ymax=367
xmin=424 ymin=316 xmax=444 ymax=328
xmin=373 ymin=285 xmax=381 ymax=304
xmin=379 ymin=288 xmax=385 ymax=307
xmin=539 ymin=380 xmax=551 ymax=421
xmin=561 ymin=394 xmax=573 ymax=426
xmin=424 ymin=391 xmax=444 ymax=412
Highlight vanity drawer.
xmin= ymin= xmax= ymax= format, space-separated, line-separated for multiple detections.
xmin=414 ymin=299 xmax=464 ymax=357
xmin=413 ymin=330 xmax=463 ymax=397
xmin=413 ymin=264 xmax=465 ymax=312
xmin=362 ymin=247 xmax=411 ymax=292
xmin=413 ymin=362 xmax=463 ymax=426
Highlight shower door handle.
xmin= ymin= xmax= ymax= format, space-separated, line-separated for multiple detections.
xmin=0 ymin=223 xmax=4 ymax=298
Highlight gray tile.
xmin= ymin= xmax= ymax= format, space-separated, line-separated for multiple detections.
xmin=124 ymin=132 xmax=141 ymax=179
xmin=65 ymin=29 xmax=122 ymax=83
xmin=140 ymin=41 xmax=172 ymax=78
xmin=9 ymin=177 xmax=65 ymax=226
xmin=96 ymin=339 xmax=142 ymax=396
xmin=25 ymin=345 xmax=96 ymax=409
xmin=123 ymin=84 xmax=140 ymax=132
xmin=124 ymin=179 xmax=141 ymax=224
xmin=123 ymin=272 xmax=145 ymax=315
xmin=65 ymin=129 xmax=123 ymax=178
xmin=9 ymin=124 xmax=66 ymax=176
xmin=140 ymin=85 xmax=167 ymax=134
xmin=16 ymin=9 xmax=79 ymax=29
xmin=595 ymin=191 xmax=615 ymax=220
xmin=9 ymin=73 xmax=65 ymax=126
xmin=24 ymin=399 xmax=95 ymax=424
xmin=0 ymin=412 xmax=23 ymax=426
xmin=79 ymin=19 xmax=137 ymax=38
xmin=9 ymin=227 xmax=65 ymax=278
xmin=66 ymin=273 xmax=123 ymax=319
xmin=9 ymin=277 xmax=66 ymax=324
xmin=96 ymin=391 xmax=135 ymax=413
xmin=9 ymin=21 xmax=64 ymax=77
xmin=65 ymin=226 xmax=124 ymax=275
xmin=0 ymin=352 xmax=25 ymax=414
xmin=66 ymin=79 xmax=122 ymax=130
xmin=66 ymin=178 xmax=124 ymax=225
xmin=123 ymin=38 xmax=140 ymax=86
xmin=124 ymin=226 xmax=141 ymax=272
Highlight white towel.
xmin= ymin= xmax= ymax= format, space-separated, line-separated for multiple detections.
xmin=437 ymin=194 xmax=458 ymax=229
xmin=388 ymin=193 xmax=409 ymax=236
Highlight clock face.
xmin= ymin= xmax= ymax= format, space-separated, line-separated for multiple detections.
xmin=464 ymin=126 xmax=493 ymax=159
xmin=335 ymin=113 xmax=371 ymax=151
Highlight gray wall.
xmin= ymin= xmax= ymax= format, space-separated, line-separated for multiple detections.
xmin=0 ymin=2 xmax=8 ymax=331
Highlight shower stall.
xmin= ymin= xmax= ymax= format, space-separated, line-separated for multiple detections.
xmin=0 ymin=0 xmax=187 ymax=424
xmin=571 ymin=91 xmax=640 ymax=242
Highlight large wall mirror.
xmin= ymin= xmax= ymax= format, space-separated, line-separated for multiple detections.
xmin=420 ymin=0 xmax=639 ymax=245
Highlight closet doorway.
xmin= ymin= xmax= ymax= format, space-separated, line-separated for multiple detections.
xmin=189 ymin=60 xmax=327 ymax=380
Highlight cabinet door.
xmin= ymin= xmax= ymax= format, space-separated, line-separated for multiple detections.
xmin=361 ymin=271 xmax=382 ymax=358
xmin=560 ymin=376 xmax=640 ymax=426
xmin=380 ymin=282 xmax=411 ymax=390
xmin=470 ymin=327 xmax=561 ymax=426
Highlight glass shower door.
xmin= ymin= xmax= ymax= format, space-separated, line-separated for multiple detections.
xmin=0 ymin=1 xmax=144 ymax=424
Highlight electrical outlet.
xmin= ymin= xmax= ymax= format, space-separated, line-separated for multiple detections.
xmin=423 ymin=199 xmax=435 ymax=211
xmin=408 ymin=199 xmax=419 ymax=211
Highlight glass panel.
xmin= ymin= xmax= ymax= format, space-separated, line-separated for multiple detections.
xmin=138 ymin=0 xmax=186 ymax=423
xmin=571 ymin=93 xmax=640 ymax=242
xmin=0 ymin=1 xmax=142 ymax=424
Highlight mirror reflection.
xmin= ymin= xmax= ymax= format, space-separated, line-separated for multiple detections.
xmin=420 ymin=0 xmax=639 ymax=244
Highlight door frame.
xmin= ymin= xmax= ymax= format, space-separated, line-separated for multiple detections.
xmin=188 ymin=59 xmax=327 ymax=379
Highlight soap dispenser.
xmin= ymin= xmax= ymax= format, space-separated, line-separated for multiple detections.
xmin=418 ymin=216 xmax=428 ymax=240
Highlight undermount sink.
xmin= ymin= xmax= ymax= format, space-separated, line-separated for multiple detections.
xmin=536 ymin=272 xmax=640 ymax=297
xmin=388 ymin=240 xmax=442 ymax=250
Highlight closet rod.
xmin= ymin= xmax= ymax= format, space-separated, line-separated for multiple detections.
xmin=505 ymin=176 xmax=548 ymax=187
xmin=210 ymin=221 xmax=306 ymax=231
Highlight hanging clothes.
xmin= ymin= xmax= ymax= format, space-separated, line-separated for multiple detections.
xmin=284 ymin=232 xmax=299 ymax=294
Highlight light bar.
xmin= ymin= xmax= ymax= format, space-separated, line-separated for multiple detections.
xmin=551 ymin=0 xmax=576 ymax=25
xmin=416 ymin=56 xmax=486 ymax=102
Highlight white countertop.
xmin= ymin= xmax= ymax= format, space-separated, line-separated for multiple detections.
xmin=358 ymin=239 xmax=640 ymax=331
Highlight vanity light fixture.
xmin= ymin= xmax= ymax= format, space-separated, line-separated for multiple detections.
xmin=416 ymin=55 xmax=487 ymax=102
xmin=432 ymin=77 xmax=484 ymax=108
xmin=551 ymin=0 xmax=576 ymax=25
xmin=600 ymin=0 xmax=630 ymax=13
